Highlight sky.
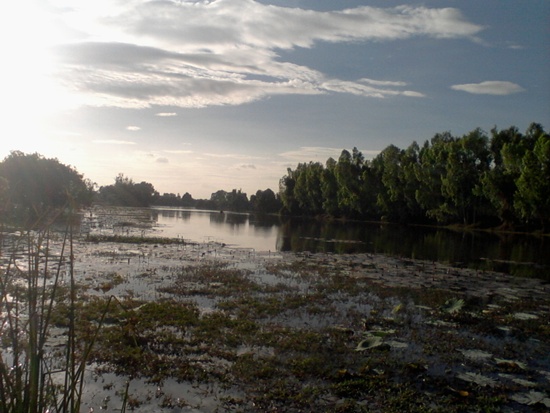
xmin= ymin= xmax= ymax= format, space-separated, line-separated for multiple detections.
xmin=0 ymin=0 xmax=549 ymax=199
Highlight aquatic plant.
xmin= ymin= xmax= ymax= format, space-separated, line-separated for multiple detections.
xmin=0 ymin=209 xmax=109 ymax=412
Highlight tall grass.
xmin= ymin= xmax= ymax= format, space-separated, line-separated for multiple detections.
xmin=0 ymin=208 xmax=109 ymax=413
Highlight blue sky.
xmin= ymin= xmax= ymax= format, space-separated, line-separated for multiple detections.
xmin=1 ymin=0 xmax=548 ymax=199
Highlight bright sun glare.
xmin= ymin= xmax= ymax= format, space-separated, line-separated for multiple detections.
xmin=0 ymin=3 xmax=76 ymax=155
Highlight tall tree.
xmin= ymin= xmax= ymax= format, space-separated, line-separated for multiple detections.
xmin=321 ymin=158 xmax=339 ymax=216
xmin=480 ymin=126 xmax=523 ymax=226
xmin=441 ymin=128 xmax=491 ymax=224
xmin=514 ymin=127 xmax=550 ymax=228
xmin=97 ymin=174 xmax=158 ymax=207
xmin=415 ymin=133 xmax=454 ymax=223
xmin=0 ymin=151 xmax=94 ymax=220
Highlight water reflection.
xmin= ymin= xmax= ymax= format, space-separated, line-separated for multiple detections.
xmin=148 ymin=207 xmax=548 ymax=279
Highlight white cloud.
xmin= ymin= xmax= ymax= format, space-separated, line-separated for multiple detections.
xmin=451 ymin=81 xmax=524 ymax=95
xmin=126 ymin=125 xmax=141 ymax=131
xmin=48 ymin=1 xmax=482 ymax=108
xmin=156 ymin=112 xmax=178 ymax=117
xmin=359 ymin=78 xmax=408 ymax=87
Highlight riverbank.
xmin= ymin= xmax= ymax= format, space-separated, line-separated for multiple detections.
xmin=59 ymin=236 xmax=550 ymax=412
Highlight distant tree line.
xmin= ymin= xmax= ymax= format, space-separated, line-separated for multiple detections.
xmin=2 ymin=122 xmax=548 ymax=231
xmin=95 ymin=177 xmax=282 ymax=214
xmin=279 ymin=123 xmax=550 ymax=230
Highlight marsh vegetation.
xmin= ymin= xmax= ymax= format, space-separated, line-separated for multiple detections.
xmin=2 ymin=207 xmax=548 ymax=412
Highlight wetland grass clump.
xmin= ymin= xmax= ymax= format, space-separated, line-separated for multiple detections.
xmin=0 ymin=210 xmax=112 ymax=413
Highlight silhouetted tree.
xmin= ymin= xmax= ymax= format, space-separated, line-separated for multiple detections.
xmin=97 ymin=174 xmax=158 ymax=207
xmin=0 ymin=151 xmax=94 ymax=221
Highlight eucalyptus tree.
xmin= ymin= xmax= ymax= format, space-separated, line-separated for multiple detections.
xmin=414 ymin=132 xmax=454 ymax=223
xmin=513 ymin=126 xmax=550 ymax=228
xmin=441 ymin=128 xmax=491 ymax=224
xmin=371 ymin=143 xmax=422 ymax=222
xmin=293 ymin=162 xmax=324 ymax=215
xmin=321 ymin=157 xmax=339 ymax=216
xmin=480 ymin=126 xmax=523 ymax=226
xmin=334 ymin=148 xmax=364 ymax=217
xmin=279 ymin=167 xmax=301 ymax=215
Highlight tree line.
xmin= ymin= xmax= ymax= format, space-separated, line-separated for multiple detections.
xmin=94 ymin=175 xmax=282 ymax=214
xmin=279 ymin=123 xmax=549 ymax=230
xmin=1 ymin=122 xmax=548 ymax=231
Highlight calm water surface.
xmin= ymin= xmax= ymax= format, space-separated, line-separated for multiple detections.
xmin=148 ymin=207 xmax=549 ymax=279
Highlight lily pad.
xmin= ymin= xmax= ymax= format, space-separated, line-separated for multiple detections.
xmin=367 ymin=329 xmax=396 ymax=337
xmin=499 ymin=374 xmax=536 ymax=387
xmin=512 ymin=312 xmax=539 ymax=320
xmin=458 ymin=349 xmax=492 ymax=361
xmin=425 ymin=319 xmax=457 ymax=327
xmin=386 ymin=340 xmax=408 ymax=349
xmin=510 ymin=390 xmax=550 ymax=407
xmin=494 ymin=358 xmax=527 ymax=370
xmin=456 ymin=372 xmax=497 ymax=387
xmin=355 ymin=336 xmax=383 ymax=352
xmin=441 ymin=298 xmax=465 ymax=314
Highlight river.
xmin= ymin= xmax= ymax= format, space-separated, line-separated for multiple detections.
xmin=143 ymin=207 xmax=549 ymax=279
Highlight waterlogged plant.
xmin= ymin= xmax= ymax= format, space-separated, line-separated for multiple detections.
xmin=0 ymin=209 xmax=110 ymax=412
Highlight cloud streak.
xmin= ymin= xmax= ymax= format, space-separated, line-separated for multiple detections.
xmin=50 ymin=0 xmax=484 ymax=109
xmin=451 ymin=81 xmax=524 ymax=95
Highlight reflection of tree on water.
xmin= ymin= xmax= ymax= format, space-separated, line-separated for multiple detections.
xmin=277 ymin=217 xmax=549 ymax=278
xmin=157 ymin=209 xmax=191 ymax=221
xmin=210 ymin=212 xmax=248 ymax=226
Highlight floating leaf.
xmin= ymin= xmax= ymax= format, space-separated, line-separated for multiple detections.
xmin=441 ymin=298 xmax=465 ymax=314
xmin=386 ymin=340 xmax=408 ymax=349
xmin=499 ymin=374 xmax=537 ymax=388
xmin=510 ymin=390 xmax=550 ymax=407
xmin=425 ymin=319 xmax=457 ymax=327
xmin=495 ymin=358 xmax=527 ymax=370
xmin=456 ymin=372 xmax=497 ymax=387
xmin=367 ymin=329 xmax=396 ymax=337
xmin=458 ymin=349 xmax=492 ymax=361
xmin=512 ymin=312 xmax=539 ymax=320
xmin=392 ymin=303 xmax=403 ymax=314
xmin=355 ymin=336 xmax=383 ymax=352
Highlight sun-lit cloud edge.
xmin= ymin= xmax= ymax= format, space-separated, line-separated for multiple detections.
xmin=46 ymin=1 xmax=484 ymax=109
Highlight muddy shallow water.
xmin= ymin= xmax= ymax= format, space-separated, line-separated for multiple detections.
xmin=2 ymin=208 xmax=550 ymax=412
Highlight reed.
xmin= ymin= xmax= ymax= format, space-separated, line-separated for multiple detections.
xmin=0 ymin=207 xmax=109 ymax=413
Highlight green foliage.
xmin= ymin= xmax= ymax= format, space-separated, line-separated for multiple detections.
xmin=96 ymin=173 xmax=158 ymax=207
xmin=250 ymin=188 xmax=282 ymax=213
xmin=278 ymin=123 xmax=550 ymax=231
xmin=0 ymin=151 xmax=94 ymax=221
xmin=0 ymin=214 xmax=106 ymax=412
xmin=209 ymin=188 xmax=249 ymax=212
